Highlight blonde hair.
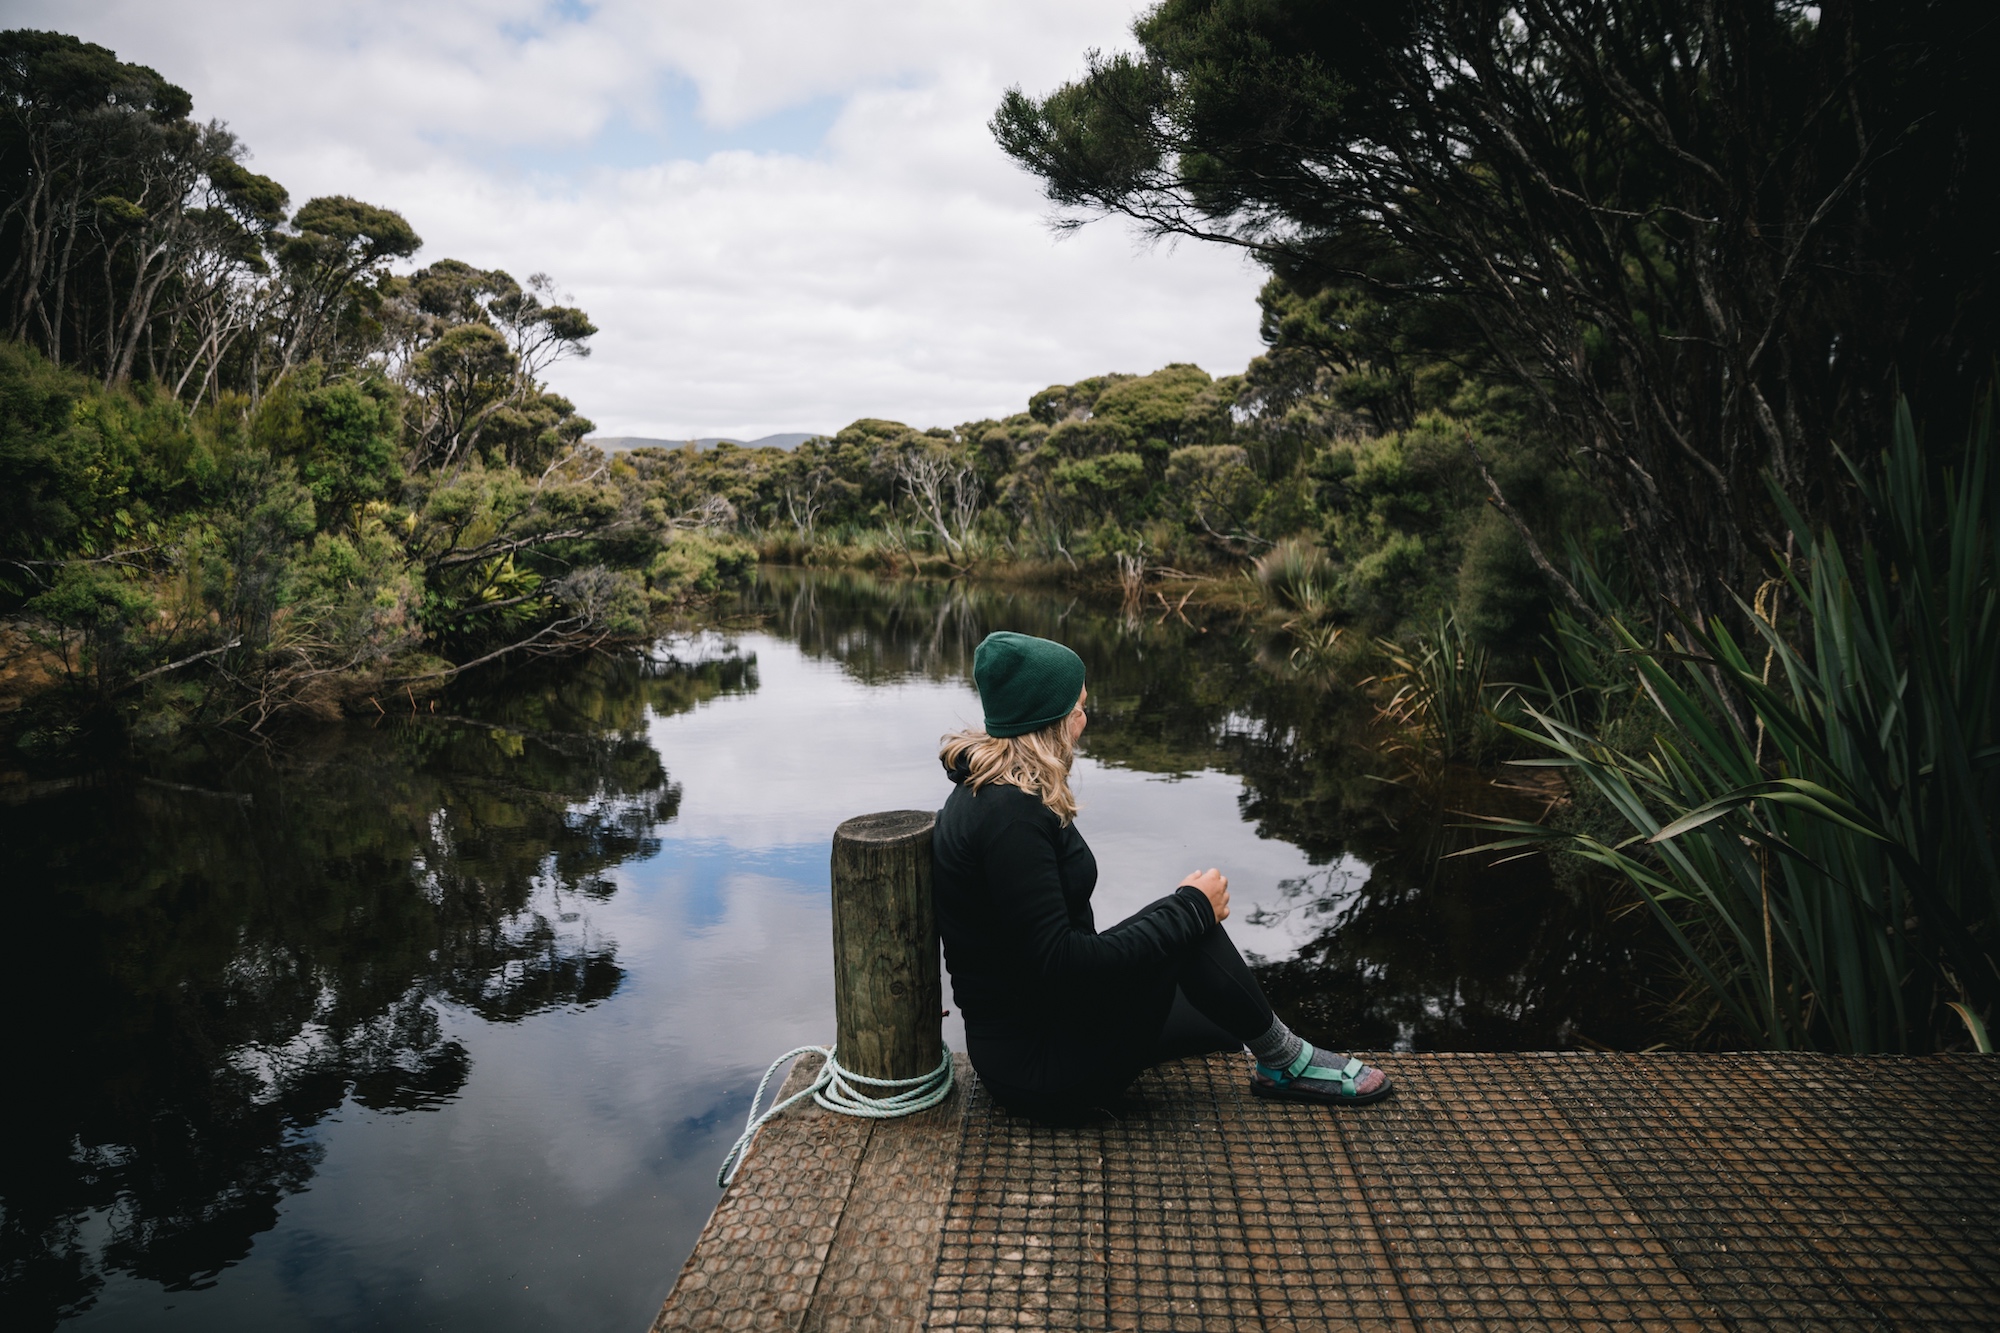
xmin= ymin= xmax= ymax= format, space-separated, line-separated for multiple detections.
xmin=940 ymin=712 xmax=1080 ymax=824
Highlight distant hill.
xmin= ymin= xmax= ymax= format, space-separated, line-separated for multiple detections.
xmin=587 ymin=432 xmax=820 ymax=453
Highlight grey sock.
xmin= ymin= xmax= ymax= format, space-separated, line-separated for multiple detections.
xmin=1247 ymin=1021 xmax=1387 ymax=1095
xmin=1247 ymin=1017 xmax=1306 ymax=1072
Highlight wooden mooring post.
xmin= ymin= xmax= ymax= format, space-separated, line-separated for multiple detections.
xmin=829 ymin=809 xmax=943 ymax=1080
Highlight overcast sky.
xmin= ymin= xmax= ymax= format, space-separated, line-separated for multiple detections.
xmin=18 ymin=0 xmax=1270 ymax=439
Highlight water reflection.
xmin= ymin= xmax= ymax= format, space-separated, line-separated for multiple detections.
xmin=0 ymin=651 xmax=745 ymax=1329
xmin=3 ymin=570 xmax=1671 ymax=1333
xmin=740 ymin=568 xmax=1670 ymax=1051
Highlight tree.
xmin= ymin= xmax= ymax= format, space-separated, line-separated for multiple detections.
xmin=1 ymin=31 xmax=308 ymax=400
xmin=1167 ymin=443 xmax=1266 ymax=549
xmin=994 ymin=0 xmax=2000 ymax=622
xmin=778 ymin=444 xmax=856 ymax=541
xmin=491 ymin=271 xmax=596 ymax=384
xmin=0 ymin=30 xmax=195 ymax=371
xmin=388 ymin=259 xmax=597 ymax=471
xmin=88 ymin=116 xmax=223 ymax=387
xmin=271 ymin=194 xmax=419 ymax=375
xmin=0 ymin=32 xmax=716 ymax=731
xmin=405 ymin=321 xmax=517 ymax=468
xmin=894 ymin=439 xmax=981 ymax=555
xmin=159 ymin=152 xmax=286 ymax=406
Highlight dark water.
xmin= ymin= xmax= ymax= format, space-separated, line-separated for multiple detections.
xmin=1 ymin=571 xmax=1668 ymax=1332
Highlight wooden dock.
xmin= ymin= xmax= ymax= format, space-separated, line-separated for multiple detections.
xmin=651 ymin=1050 xmax=1999 ymax=1331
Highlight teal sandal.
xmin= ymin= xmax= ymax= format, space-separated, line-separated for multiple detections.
xmin=1251 ymin=1046 xmax=1393 ymax=1106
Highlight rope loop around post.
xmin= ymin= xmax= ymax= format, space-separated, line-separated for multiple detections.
xmin=716 ymin=1046 xmax=955 ymax=1186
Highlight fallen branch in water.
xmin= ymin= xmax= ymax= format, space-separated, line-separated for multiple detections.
xmin=121 ymin=638 xmax=243 ymax=691
xmin=391 ymin=616 xmax=613 ymax=684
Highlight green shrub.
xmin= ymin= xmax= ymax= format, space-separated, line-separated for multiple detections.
xmin=27 ymin=562 xmax=157 ymax=689
xmin=647 ymin=532 xmax=756 ymax=599
xmin=1454 ymin=509 xmax=1550 ymax=659
xmin=1487 ymin=399 xmax=2000 ymax=1053
xmin=1254 ymin=536 xmax=1335 ymax=614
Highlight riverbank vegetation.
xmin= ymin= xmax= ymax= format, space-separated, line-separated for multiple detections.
xmin=0 ymin=30 xmax=752 ymax=754
xmin=640 ymin=348 xmax=1571 ymax=659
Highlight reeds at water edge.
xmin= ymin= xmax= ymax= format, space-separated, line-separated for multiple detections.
xmin=1480 ymin=397 xmax=1999 ymax=1054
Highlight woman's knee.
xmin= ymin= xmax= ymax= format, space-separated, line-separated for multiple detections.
xmin=1173 ymin=922 xmax=1275 ymax=1038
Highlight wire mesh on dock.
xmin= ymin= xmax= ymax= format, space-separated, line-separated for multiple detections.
xmin=656 ymin=1051 xmax=2000 ymax=1332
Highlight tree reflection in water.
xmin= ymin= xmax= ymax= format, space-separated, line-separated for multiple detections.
xmin=744 ymin=568 xmax=1673 ymax=1052
xmin=0 ymin=648 xmax=751 ymax=1329
xmin=2 ymin=572 xmax=1677 ymax=1331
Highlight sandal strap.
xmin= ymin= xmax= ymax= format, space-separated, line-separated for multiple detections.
xmin=1294 ymin=1055 xmax=1364 ymax=1095
xmin=1262 ymin=1049 xmax=1368 ymax=1096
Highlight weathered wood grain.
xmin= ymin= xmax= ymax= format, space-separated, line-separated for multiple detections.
xmin=830 ymin=809 xmax=943 ymax=1083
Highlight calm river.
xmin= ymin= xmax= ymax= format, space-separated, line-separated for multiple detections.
xmin=2 ymin=570 xmax=1665 ymax=1331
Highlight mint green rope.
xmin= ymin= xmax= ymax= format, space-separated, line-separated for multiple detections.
xmin=717 ymin=1045 xmax=955 ymax=1186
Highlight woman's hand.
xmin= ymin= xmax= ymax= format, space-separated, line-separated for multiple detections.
xmin=1178 ymin=867 xmax=1230 ymax=923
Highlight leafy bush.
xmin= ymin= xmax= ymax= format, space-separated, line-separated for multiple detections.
xmin=27 ymin=563 xmax=156 ymax=690
xmin=1372 ymin=612 xmax=1493 ymax=766
xmin=647 ymin=532 xmax=756 ymax=599
xmin=1487 ymin=400 xmax=2000 ymax=1053
xmin=1254 ymin=537 xmax=1335 ymax=615
xmin=0 ymin=343 xmax=714 ymax=737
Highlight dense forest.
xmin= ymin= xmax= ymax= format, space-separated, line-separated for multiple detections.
xmin=0 ymin=28 xmax=753 ymax=747
xmin=635 ymin=349 xmax=1562 ymax=646
xmin=3 ymin=4 xmax=1997 ymax=1055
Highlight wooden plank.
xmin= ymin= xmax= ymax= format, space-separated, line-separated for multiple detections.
xmin=1546 ymin=1052 xmax=1897 ymax=1331
xmin=801 ymin=1055 xmax=973 ymax=1333
xmin=1208 ymin=1055 xmax=1421 ymax=1333
xmin=1744 ymin=1054 xmax=2000 ymax=1328
xmin=652 ymin=1054 xmax=870 ymax=1333
xmin=929 ymin=1077 xmax=1109 ymax=1330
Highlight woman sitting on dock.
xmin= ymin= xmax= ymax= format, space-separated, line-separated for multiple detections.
xmin=933 ymin=630 xmax=1392 ymax=1120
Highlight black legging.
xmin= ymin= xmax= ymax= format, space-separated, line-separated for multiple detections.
xmin=975 ymin=920 xmax=1277 ymax=1119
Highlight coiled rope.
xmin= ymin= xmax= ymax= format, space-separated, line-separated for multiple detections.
xmin=717 ymin=1045 xmax=955 ymax=1186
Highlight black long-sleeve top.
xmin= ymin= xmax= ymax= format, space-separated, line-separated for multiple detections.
xmin=931 ymin=763 xmax=1216 ymax=1046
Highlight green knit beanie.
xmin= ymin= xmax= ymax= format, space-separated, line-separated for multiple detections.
xmin=973 ymin=632 xmax=1086 ymax=738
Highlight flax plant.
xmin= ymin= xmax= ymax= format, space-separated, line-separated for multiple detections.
xmin=1483 ymin=401 xmax=1999 ymax=1052
xmin=1373 ymin=612 xmax=1492 ymax=764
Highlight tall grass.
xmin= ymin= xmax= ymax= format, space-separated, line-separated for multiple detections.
xmin=1255 ymin=537 xmax=1347 ymax=676
xmin=1254 ymin=537 xmax=1335 ymax=615
xmin=1372 ymin=611 xmax=1493 ymax=764
xmin=1484 ymin=398 xmax=1999 ymax=1052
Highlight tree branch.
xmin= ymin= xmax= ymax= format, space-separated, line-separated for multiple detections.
xmin=120 ymin=637 xmax=242 ymax=691
xmin=1462 ymin=433 xmax=1607 ymax=635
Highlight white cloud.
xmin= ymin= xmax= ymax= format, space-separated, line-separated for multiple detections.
xmin=22 ymin=1 xmax=1269 ymax=437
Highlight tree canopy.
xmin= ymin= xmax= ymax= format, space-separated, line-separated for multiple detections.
xmin=994 ymin=0 xmax=2000 ymax=618
xmin=0 ymin=30 xmax=713 ymax=739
